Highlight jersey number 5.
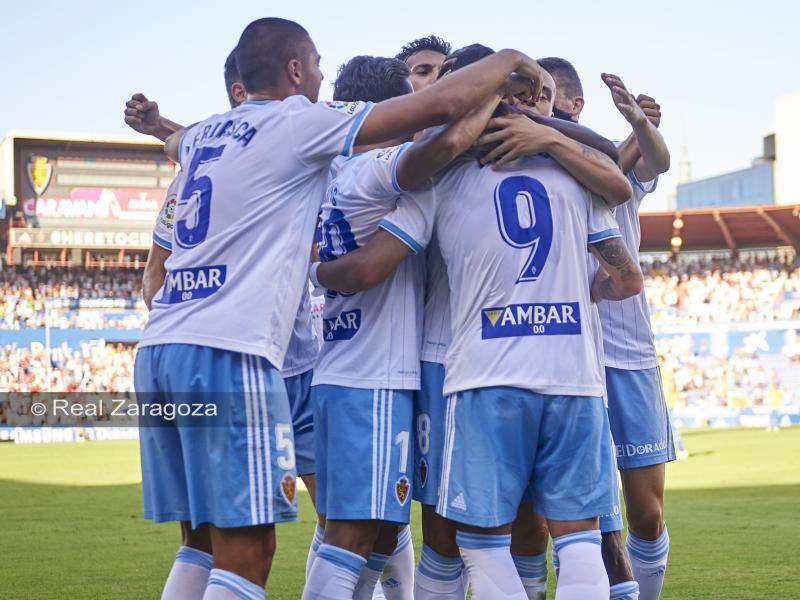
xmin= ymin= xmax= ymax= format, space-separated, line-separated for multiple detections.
xmin=494 ymin=175 xmax=553 ymax=283
xmin=176 ymin=145 xmax=226 ymax=249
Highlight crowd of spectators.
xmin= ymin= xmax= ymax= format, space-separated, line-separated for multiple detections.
xmin=0 ymin=257 xmax=798 ymax=412
xmin=0 ymin=266 xmax=145 ymax=330
xmin=643 ymin=254 xmax=800 ymax=325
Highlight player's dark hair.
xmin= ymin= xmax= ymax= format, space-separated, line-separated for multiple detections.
xmin=395 ymin=35 xmax=452 ymax=63
xmin=333 ymin=56 xmax=412 ymax=103
xmin=537 ymin=57 xmax=583 ymax=99
xmin=235 ymin=18 xmax=311 ymax=92
xmin=224 ymin=47 xmax=240 ymax=107
xmin=437 ymin=44 xmax=495 ymax=79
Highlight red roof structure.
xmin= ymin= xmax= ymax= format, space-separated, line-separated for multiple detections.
xmin=640 ymin=204 xmax=800 ymax=253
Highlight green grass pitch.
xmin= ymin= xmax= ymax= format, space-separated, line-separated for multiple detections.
xmin=0 ymin=427 xmax=798 ymax=598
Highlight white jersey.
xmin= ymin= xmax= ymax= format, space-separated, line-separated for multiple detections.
xmin=420 ymin=238 xmax=452 ymax=365
xmin=152 ymin=171 xmax=184 ymax=251
xmin=597 ymin=172 xmax=658 ymax=370
xmin=311 ymin=143 xmax=433 ymax=390
xmin=281 ymin=283 xmax=319 ymax=378
xmin=417 ymin=155 xmax=621 ymax=397
xmin=149 ymin=169 xmax=319 ymax=377
xmin=139 ymin=96 xmax=373 ymax=369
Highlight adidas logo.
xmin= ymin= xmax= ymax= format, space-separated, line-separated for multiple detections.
xmin=450 ymin=492 xmax=467 ymax=510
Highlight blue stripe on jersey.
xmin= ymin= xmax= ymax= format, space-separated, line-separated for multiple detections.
xmin=152 ymin=232 xmax=172 ymax=251
xmin=379 ymin=219 xmax=424 ymax=254
xmin=588 ymin=228 xmax=622 ymax=243
xmin=341 ymin=101 xmax=375 ymax=156
xmin=243 ymin=99 xmax=277 ymax=106
xmin=390 ymin=142 xmax=412 ymax=193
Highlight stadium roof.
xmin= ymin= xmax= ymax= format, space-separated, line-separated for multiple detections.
xmin=641 ymin=204 xmax=800 ymax=253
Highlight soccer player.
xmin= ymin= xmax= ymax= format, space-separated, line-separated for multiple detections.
xmin=395 ymin=35 xmax=452 ymax=91
xmin=131 ymin=49 xmax=321 ymax=599
xmin=304 ymin=54 xmax=514 ymax=600
xmin=539 ymin=56 xmax=673 ymax=600
xmin=133 ymin=16 xmax=545 ymax=599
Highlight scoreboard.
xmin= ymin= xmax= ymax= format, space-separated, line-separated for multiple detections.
xmin=0 ymin=131 xmax=176 ymax=266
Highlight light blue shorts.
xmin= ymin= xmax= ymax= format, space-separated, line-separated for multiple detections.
xmin=284 ymin=369 xmax=315 ymax=476
xmin=599 ymin=452 xmax=623 ymax=532
xmin=134 ymin=343 xmax=298 ymax=528
xmin=312 ymin=385 xmax=414 ymax=523
xmin=436 ymin=387 xmax=615 ymax=527
xmin=413 ymin=361 xmax=447 ymax=505
xmin=606 ymin=367 xmax=676 ymax=469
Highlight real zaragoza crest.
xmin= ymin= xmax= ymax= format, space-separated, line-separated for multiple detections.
xmin=27 ymin=155 xmax=53 ymax=196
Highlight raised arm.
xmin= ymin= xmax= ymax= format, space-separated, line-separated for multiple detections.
xmin=474 ymin=113 xmax=633 ymax=207
xmin=355 ymin=49 xmax=543 ymax=147
xmin=589 ymin=237 xmax=644 ymax=301
xmin=602 ymin=74 xmax=670 ymax=181
xmin=395 ymin=93 xmax=502 ymax=190
xmin=124 ymin=93 xmax=184 ymax=142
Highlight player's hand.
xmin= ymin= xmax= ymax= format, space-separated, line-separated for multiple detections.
xmin=124 ymin=93 xmax=161 ymax=135
xmin=474 ymin=113 xmax=555 ymax=168
xmin=501 ymin=74 xmax=535 ymax=106
xmin=601 ymin=73 xmax=648 ymax=128
xmin=511 ymin=55 xmax=544 ymax=108
xmin=636 ymin=94 xmax=662 ymax=128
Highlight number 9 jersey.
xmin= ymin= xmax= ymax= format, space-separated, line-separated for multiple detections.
xmin=392 ymin=155 xmax=621 ymax=398
xmin=138 ymin=97 xmax=373 ymax=370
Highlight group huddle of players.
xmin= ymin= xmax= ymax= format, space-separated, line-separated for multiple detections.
xmin=124 ymin=16 xmax=673 ymax=600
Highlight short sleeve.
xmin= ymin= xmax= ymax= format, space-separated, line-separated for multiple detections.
xmin=357 ymin=143 xmax=413 ymax=200
xmin=587 ymin=194 xmax=621 ymax=245
xmin=289 ymin=97 xmax=375 ymax=166
xmin=378 ymin=186 xmax=437 ymax=254
xmin=152 ymin=172 xmax=184 ymax=251
xmin=629 ymin=170 xmax=658 ymax=200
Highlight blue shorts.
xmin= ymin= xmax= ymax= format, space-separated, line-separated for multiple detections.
xmin=436 ymin=387 xmax=615 ymax=527
xmin=606 ymin=367 xmax=676 ymax=469
xmin=522 ymin=433 xmax=623 ymax=532
xmin=285 ymin=369 xmax=314 ymax=476
xmin=134 ymin=343 xmax=299 ymax=528
xmin=599 ymin=452 xmax=623 ymax=532
xmin=413 ymin=361 xmax=447 ymax=505
xmin=312 ymin=385 xmax=414 ymax=523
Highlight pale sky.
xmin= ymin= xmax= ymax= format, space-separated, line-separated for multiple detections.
xmin=1 ymin=0 xmax=798 ymax=210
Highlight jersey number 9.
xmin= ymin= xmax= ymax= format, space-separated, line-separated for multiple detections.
xmin=494 ymin=176 xmax=553 ymax=283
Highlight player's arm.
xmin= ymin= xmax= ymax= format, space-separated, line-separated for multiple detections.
xmin=602 ymin=74 xmax=670 ymax=181
xmin=124 ymin=93 xmax=184 ymax=142
xmin=475 ymin=113 xmax=633 ymax=207
xmin=142 ymin=243 xmax=170 ymax=309
xmin=395 ymin=93 xmax=503 ymax=190
xmin=589 ymin=237 xmax=644 ymax=301
xmin=312 ymin=230 xmax=414 ymax=293
xmin=355 ymin=49 xmax=544 ymax=146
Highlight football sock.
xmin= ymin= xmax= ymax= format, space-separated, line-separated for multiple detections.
xmin=626 ymin=525 xmax=669 ymax=600
xmin=380 ymin=525 xmax=414 ymax=599
xmin=354 ymin=552 xmax=389 ymax=600
xmin=552 ymin=530 xmax=609 ymax=600
xmin=456 ymin=531 xmax=527 ymax=600
xmin=302 ymin=544 xmax=366 ymax=600
xmin=610 ymin=580 xmax=641 ymax=599
xmin=203 ymin=569 xmax=264 ymax=600
xmin=512 ymin=553 xmax=547 ymax=600
xmin=414 ymin=543 xmax=467 ymax=600
xmin=551 ymin=546 xmax=560 ymax=579
xmin=305 ymin=523 xmax=325 ymax=580
xmin=162 ymin=546 xmax=213 ymax=600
